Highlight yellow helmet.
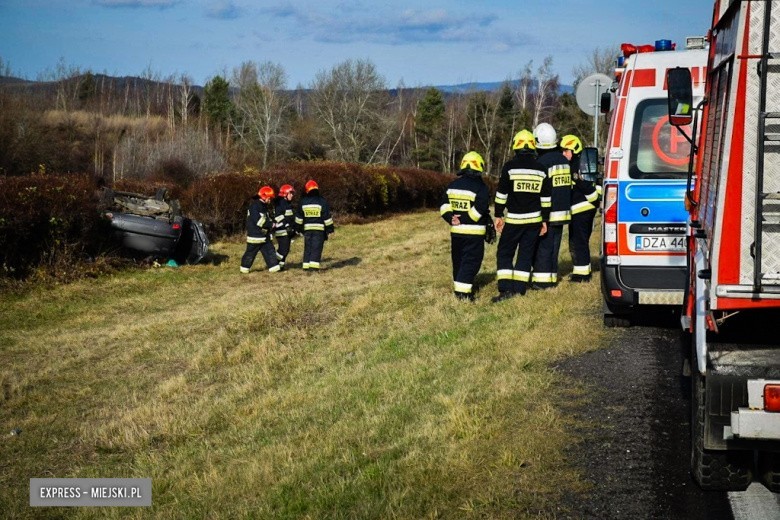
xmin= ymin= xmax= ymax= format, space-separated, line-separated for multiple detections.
xmin=460 ymin=151 xmax=485 ymax=173
xmin=512 ymin=129 xmax=536 ymax=151
xmin=560 ymin=134 xmax=583 ymax=154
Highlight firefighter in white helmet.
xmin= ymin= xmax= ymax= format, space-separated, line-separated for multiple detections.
xmin=530 ymin=122 xmax=571 ymax=288
xmin=561 ymin=134 xmax=601 ymax=282
xmin=439 ymin=151 xmax=494 ymax=301
xmin=491 ymin=130 xmax=551 ymax=302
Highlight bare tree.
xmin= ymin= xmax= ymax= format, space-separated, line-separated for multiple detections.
xmin=514 ymin=60 xmax=534 ymax=123
xmin=231 ymin=61 xmax=290 ymax=168
xmin=179 ymin=73 xmax=193 ymax=128
xmin=572 ymin=46 xmax=619 ymax=86
xmin=0 ymin=56 xmax=13 ymax=77
xmin=468 ymin=90 xmax=502 ymax=175
xmin=309 ymin=58 xmax=392 ymax=163
xmin=532 ymin=56 xmax=560 ymax=127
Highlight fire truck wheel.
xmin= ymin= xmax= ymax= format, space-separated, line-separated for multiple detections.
xmin=758 ymin=452 xmax=780 ymax=492
xmin=691 ymin=374 xmax=752 ymax=490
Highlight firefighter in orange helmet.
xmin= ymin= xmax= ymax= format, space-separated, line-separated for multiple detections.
xmin=240 ymin=185 xmax=281 ymax=274
xmin=294 ymin=180 xmax=334 ymax=271
xmin=273 ymin=184 xmax=297 ymax=268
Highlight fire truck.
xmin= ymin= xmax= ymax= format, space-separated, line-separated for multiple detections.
xmin=600 ymin=39 xmax=708 ymax=327
xmin=668 ymin=0 xmax=780 ymax=491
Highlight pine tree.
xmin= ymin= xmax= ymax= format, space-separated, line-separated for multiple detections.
xmin=414 ymin=88 xmax=445 ymax=171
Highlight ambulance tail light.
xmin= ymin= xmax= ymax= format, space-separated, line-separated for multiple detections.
xmin=604 ymin=185 xmax=618 ymax=257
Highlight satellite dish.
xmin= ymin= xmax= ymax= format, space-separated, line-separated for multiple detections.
xmin=576 ymin=73 xmax=613 ymax=116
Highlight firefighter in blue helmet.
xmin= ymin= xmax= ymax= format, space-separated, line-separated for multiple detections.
xmin=530 ymin=123 xmax=571 ymax=289
xmin=240 ymin=185 xmax=281 ymax=274
xmin=439 ymin=151 xmax=493 ymax=301
xmin=294 ymin=180 xmax=334 ymax=271
xmin=562 ymin=134 xmax=601 ymax=282
xmin=492 ymin=130 xmax=551 ymax=302
xmin=273 ymin=184 xmax=297 ymax=269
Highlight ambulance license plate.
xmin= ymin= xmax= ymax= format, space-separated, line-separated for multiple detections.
xmin=635 ymin=235 xmax=686 ymax=251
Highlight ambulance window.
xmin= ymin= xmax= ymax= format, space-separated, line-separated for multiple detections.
xmin=629 ymin=99 xmax=693 ymax=179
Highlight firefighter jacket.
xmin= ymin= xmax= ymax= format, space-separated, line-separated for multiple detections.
xmin=494 ymin=150 xmax=551 ymax=225
xmin=571 ymin=177 xmax=601 ymax=215
xmin=273 ymin=197 xmax=296 ymax=237
xmin=439 ymin=170 xmax=491 ymax=236
xmin=295 ymin=191 xmax=334 ymax=234
xmin=246 ymin=197 xmax=274 ymax=244
xmin=538 ymin=149 xmax=572 ymax=225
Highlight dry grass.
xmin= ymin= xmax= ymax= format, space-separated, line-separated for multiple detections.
xmin=0 ymin=212 xmax=608 ymax=518
xmin=41 ymin=110 xmax=168 ymax=136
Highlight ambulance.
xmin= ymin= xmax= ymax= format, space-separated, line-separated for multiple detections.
xmin=600 ymin=39 xmax=708 ymax=326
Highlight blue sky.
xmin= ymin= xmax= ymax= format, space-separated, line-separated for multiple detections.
xmin=0 ymin=0 xmax=715 ymax=88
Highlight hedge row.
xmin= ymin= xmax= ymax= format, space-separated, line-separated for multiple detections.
xmin=0 ymin=162 xmax=453 ymax=279
xmin=180 ymin=162 xmax=452 ymax=237
xmin=0 ymin=174 xmax=109 ymax=279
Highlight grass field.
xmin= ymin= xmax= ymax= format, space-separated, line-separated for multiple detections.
xmin=0 ymin=211 xmax=609 ymax=519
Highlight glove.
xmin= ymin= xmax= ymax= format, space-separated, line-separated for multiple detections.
xmin=485 ymin=222 xmax=497 ymax=244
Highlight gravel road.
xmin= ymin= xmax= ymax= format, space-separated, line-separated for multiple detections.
xmin=555 ymin=309 xmax=737 ymax=519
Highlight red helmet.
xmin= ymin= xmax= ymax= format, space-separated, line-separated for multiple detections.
xmin=305 ymin=180 xmax=319 ymax=193
xmin=258 ymin=185 xmax=275 ymax=201
xmin=279 ymin=184 xmax=295 ymax=197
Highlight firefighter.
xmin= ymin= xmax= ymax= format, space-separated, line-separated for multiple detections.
xmin=492 ymin=130 xmax=551 ymax=302
xmin=530 ymin=122 xmax=571 ymax=289
xmin=294 ymin=180 xmax=334 ymax=271
xmin=240 ymin=185 xmax=281 ymax=274
xmin=440 ymin=151 xmax=492 ymax=301
xmin=561 ymin=134 xmax=601 ymax=282
xmin=273 ymin=184 xmax=297 ymax=268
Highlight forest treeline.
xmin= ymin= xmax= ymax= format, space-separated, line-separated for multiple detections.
xmin=0 ymin=52 xmax=615 ymax=181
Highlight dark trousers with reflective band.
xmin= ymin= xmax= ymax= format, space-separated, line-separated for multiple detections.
xmin=303 ymin=230 xmax=326 ymax=269
xmin=569 ymin=209 xmax=596 ymax=276
xmin=241 ymin=240 xmax=280 ymax=271
xmin=532 ymin=224 xmax=564 ymax=286
xmin=496 ymin=223 xmax=541 ymax=295
xmin=451 ymin=234 xmax=484 ymax=295
xmin=275 ymin=234 xmax=291 ymax=263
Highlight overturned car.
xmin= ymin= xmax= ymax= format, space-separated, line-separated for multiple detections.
xmin=100 ymin=187 xmax=209 ymax=265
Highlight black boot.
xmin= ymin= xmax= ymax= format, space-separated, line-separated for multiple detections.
xmin=491 ymin=291 xmax=516 ymax=303
xmin=454 ymin=291 xmax=474 ymax=302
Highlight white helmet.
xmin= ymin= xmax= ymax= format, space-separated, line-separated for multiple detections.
xmin=533 ymin=123 xmax=557 ymax=150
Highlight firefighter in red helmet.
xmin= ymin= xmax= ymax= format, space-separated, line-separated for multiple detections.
xmin=240 ymin=185 xmax=281 ymax=274
xmin=294 ymin=180 xmax=334 ymax=270
xmin=273 ymin=184 xmax=297 ymax=268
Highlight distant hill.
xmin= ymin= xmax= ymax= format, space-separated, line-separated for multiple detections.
xmin=435 ymin=80 xmax=574 ymax=95
xmin=1 ymin=74 xmax=573 ymax=97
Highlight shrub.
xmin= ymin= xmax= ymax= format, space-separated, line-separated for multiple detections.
xmin=180 ymin=172 xmax=266 ymax=238
xmin=0 ymin=174 xmax=106 ymax=279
